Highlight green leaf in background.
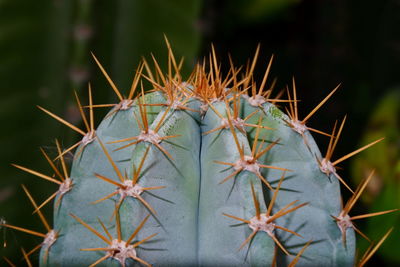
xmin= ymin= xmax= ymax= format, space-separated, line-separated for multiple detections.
xmin=0 ymin=0 xmax=73 ymax=258
xmin=108 ymin=0 xmax=202 ymax=92
xmin=0 ymin=0 xmax=201 ymax=261
xmin=351 ymin=88 xmax=400 ymax=264
xmin=231 ymin=0 xmax=301 ymax=22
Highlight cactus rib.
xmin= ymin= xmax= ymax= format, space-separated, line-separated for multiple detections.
xmin=3 ymin=43 xmax=398 ymax=267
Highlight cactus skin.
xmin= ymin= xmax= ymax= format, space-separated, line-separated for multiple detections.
xmin=41 ymin=91 xmax=166 ymax=266
xmin=37 ymin=82 xmax=356 ymax=266
xmin=13 ymin=47 xmax=391 ymax=266
xmin=198 ymin=102 xmax=275 ymax=266
xmin=242 ymin=101 xmax=355 ymax=266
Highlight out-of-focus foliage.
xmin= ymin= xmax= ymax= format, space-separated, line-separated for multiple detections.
xmin=0 ymin=0 xmax=201 ymax=260
xmin=231 ymin=0 xmax=301 ymax=22
xmin=98 ymin=0 xmax=202 ymax=93
xmin=351 ymin=88 xmax=400 ymax=264
xmin=0 ymin=1 xmax=72 ymax=257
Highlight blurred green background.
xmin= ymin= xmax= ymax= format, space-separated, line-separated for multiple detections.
xmin=0 ymin=0 xmax=398 ymax=265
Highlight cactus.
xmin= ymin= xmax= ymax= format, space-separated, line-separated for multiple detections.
xmin=2 ymin=43 xmax=397 ymax=267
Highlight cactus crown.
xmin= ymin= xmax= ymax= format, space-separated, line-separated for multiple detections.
xmin=2 ymin=40 xmax=397 ymax=267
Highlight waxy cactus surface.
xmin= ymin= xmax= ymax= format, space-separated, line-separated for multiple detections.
xmin=3 ymin=44 xmax=397 ymax=267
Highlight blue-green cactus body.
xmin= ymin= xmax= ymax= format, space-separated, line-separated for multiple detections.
xmin=198 ymin=102 xmax=274 ymax=266
xmin=39 ymin=87 xmax=355 ymax=266
xmin=130 ymin=101 xmax=202 ymax=265
xmin=41 ymin=91 xmax=166 ymax=266
xmin=241 ymin=99 xmax=355 ymax=266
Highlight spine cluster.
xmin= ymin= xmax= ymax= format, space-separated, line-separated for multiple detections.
xmin=2 ymin=42 xmax=397 ymax=267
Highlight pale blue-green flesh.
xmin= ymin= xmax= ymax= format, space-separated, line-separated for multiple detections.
xmin=241 ymin=98 xmax=355 ymax=267
xmin=41 ymin=92 xmax=166 ymax=266
xmin=122 ymin=101 xmax=202 ymax=266
xmin=40 ymin=92 xmax=355 ymax=267
xmin=198 ymin=102 xmax=274 ymax=266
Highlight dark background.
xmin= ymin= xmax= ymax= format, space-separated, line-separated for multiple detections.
xmin=1 ymin=0 xmax=399 ymax=265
